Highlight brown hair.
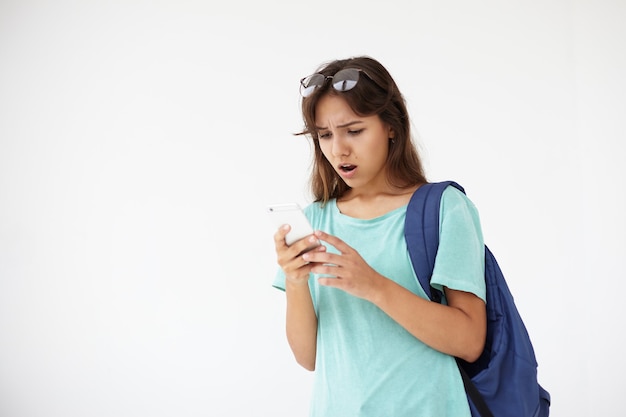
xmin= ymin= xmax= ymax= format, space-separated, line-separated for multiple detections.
xmin=297 ymin=56 xmax=427 ymax=204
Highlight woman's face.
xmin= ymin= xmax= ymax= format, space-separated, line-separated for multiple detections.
xmin=314 ymin=94 xmax=393 ymax=192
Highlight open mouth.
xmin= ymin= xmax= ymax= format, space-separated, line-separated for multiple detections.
xmin=340 ymin=164 xmax=357 ymax=173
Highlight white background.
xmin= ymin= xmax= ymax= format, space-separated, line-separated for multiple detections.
xmin=1 ymin=1 xmax=624 ymax=416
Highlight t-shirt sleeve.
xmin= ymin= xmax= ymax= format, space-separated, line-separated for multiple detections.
xmin=273 ymin=268 xmax=286 ymax=291
xmin=430 ymin=186 xmax=486 ymax=302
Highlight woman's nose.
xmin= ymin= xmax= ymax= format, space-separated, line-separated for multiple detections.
xmin=331 ymin=136 xmax=349 ymax=157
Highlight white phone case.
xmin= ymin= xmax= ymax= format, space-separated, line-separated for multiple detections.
xmin=267 ymin=203 xmax=315 ymax=246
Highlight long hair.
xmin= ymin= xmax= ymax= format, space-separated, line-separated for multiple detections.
xmin=297 ymin=56 xmax=427 ymax=204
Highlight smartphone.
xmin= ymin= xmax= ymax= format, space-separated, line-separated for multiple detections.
xmin=267 ymin=203 xmax=320 ymax=251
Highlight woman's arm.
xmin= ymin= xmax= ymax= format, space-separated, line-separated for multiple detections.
xmin=285 ymin=280 xmax=317 ymax=370
xmin=274 ymin=225 xmax=323 ymax=370
xmin=370 ymin=279 xmax=486 ymax=362
xmin=304 ymin=230 xmax=486 ymax=362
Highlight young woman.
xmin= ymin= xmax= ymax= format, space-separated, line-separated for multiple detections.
xmin=272 ymin=56 xmax=487 ymax=416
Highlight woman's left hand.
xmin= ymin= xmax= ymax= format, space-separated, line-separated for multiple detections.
xmin=302 ymin=230 xmax=385 ymax=301
xmin=303 ymin=232 xmax=487 ymax=362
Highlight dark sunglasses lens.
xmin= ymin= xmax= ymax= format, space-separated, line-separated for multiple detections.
xmin=300 ymin=73 xmax=325 ymax=97
xmin=332 ymin=68 xmax=360 ymax=92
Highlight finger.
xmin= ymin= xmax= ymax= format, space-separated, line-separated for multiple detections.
xmin=276 ymin=237 xmax=322 ymax=275
xmin=281 ymin=251 xmax=316 ymax=276
xmin=318 ymin=277 xmax=341 ymax=288
xmin=302 ymin=250 xmax=342 ymax=266
xmin=300 ymin=244 xmax=327 ymax=260
xmin=308 ymin=244 xmax=327 ymax=254
xmin=310 ymin=263 xmax=340 ymax=277
xmin=273 ymin=224 xmax=291 ymax=249
xmin=292 ymin=235 xmax=322 ymax=256
xmin=274 ymin=226 xmax=317 ymax=260
xmin=313 ymin=230 xmax=352 ymax=254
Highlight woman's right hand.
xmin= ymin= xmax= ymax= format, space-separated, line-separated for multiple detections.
xmin=273 ymin=225 xmax=325 ymax=285
xmin=274 ymin=224 xmax=321 ymax=370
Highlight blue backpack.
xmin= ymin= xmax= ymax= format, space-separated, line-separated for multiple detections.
xmin=404 ymin=181 xmax=551 ymax=417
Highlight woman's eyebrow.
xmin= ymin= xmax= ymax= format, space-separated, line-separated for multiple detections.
xmin=315 ymin=120 xmax=363 ymax=130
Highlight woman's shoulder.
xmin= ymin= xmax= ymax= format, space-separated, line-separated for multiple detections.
xmin=440 ymin=184 xmax=478 ymax=209
xmin=437 ymin=184 xmax=482 ymax=227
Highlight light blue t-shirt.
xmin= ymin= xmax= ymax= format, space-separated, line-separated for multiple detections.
xmin=273 ymin=186 xmax=486 ymax=417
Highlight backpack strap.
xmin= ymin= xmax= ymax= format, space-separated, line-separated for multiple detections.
xmin=405 ymin=181 xmax=496 ymax=417
xmin=405 ymin=181 xmax=465 ymax=302
xmin=458 ymin=359 xmax=495 ymax=417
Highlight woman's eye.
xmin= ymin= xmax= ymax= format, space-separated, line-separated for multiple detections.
xmin=348 ymin=129 xmax=364 ymax=135
xmin=318 ymin=132 xmax=331 ymax=139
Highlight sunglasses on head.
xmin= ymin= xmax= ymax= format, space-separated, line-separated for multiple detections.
xmin=299 ymin=68 xmax=371 ymax=98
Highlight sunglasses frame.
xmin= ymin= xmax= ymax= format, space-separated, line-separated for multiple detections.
xmin=299 ymin=68 xmax=371 ymax=98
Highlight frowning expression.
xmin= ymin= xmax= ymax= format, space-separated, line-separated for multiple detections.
xmin=315 ymin=94 xmax=394 ymax=190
